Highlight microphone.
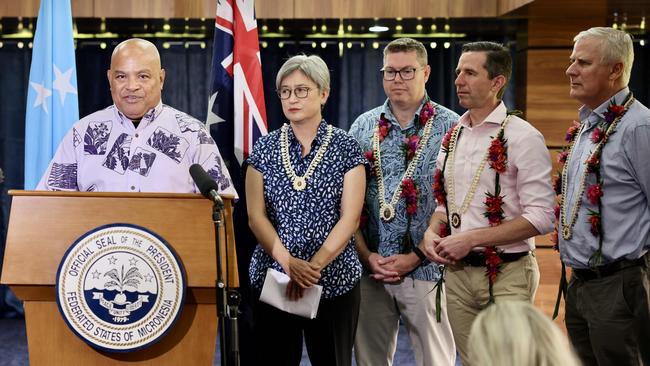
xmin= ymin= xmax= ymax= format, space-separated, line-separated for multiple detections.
xmin=189 ymin=164 xmax=224 ymax=208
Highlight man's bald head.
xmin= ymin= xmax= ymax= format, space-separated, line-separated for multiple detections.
xmin=107 ymin=38 xmax=165 ymax=121
xmin=110 ymin=38 xmax=162 ymax=69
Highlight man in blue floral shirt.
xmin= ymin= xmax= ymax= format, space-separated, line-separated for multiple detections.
xmin=349 ymin=38 xmax=457 ymax=366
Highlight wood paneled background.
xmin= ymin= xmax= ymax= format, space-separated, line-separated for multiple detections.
xmin=0 ymin=0 xmax=535 ymax=18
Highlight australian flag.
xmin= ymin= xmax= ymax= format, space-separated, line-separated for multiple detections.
xmin=206 ymin=1 xmax=267 ymax=365
xmin=207 ymin=0 xmax=268 ymax=165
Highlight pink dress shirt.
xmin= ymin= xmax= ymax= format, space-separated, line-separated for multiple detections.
xmin=435 ymin=102 xmax=555 ymax=253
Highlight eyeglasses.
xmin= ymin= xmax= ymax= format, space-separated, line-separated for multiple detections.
xmin=277 ymin=87 xmax=312 ymax=100
xmin=381 ymin=67 xmax=421 ymax=81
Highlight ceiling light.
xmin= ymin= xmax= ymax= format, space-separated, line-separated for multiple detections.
xmin=369 ymin=25 xmax=389 ymax=33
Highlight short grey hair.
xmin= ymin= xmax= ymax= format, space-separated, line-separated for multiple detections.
xmin=469 ymin=301 xmax=581 ymax=366
xmin=383 ymin=38 xmax=428 ymax=67
xmin=275 ymin=54 xmax=330 ymax=92
xmin=574 ymin=27 xmax=634 ymax=85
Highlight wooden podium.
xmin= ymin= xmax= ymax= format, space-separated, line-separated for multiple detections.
xmin=0 ymin=190 xmax=238 ymax=365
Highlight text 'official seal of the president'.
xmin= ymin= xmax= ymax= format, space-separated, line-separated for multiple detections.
xmin=56 ymin=223 xmax=186 ymax=352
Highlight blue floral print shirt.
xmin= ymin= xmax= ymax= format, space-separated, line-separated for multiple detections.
xmin=247 ymin=120 xmax=367 ymax=298
xmin=349 ymin=98 xmax=458 ymax=282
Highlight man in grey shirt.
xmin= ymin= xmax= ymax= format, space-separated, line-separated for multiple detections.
xmin=560 ymin=26 xmax=650 ymax=365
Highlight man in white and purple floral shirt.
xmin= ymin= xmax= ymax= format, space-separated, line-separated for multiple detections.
xmin=37 ymin=38 xmax=236 ymax=197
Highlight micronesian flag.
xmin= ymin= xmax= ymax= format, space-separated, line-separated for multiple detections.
xmin=24 ymin=0 xmax=79 ymax=189
xmin=207 ymin=0 xmax=268 ymax=167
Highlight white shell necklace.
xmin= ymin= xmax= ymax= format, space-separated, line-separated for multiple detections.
xmin=445 ymin=116 xmax=511 ymax=229
xmin=280 ymin=123 xmax=333 ymax=191
xmin=373 ymin=113 xmax=435 ymax=222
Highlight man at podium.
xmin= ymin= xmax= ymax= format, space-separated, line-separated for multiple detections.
xmin=36 ymin=38 xmax=236 ymax=196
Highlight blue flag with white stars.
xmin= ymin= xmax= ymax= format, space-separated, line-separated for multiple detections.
xmin=24 ymin=0 xmax=79 ymax=189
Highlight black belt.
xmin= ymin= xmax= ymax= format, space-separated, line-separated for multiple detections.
xmin=572 ymin=256 xmax=647 ymax=281
xmin=462 ymin=251 xmax=529 ymax=267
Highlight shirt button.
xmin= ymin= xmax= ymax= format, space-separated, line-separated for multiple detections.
xmin=130 ymin=186 xmax=136 ymax=191
xmin=135 ymin=133 xmax=139 ymax=138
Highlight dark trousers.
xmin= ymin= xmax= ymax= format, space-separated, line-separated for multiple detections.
xmin=565 ymin=259 xmax=650 ymax=366
xmin=253 ymin=283 xmax=360 ymax=366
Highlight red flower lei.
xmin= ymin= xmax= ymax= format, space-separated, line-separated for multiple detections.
xmin=363 ymin=100 xmax=435 ymax=207
xmin=400 ymin=177 xmax=418 ymax=216
xmin=551 ymin=93 xmax=633 ymax=319
xmin=551 ymin=94 xmax=633 ymax=263
xmin=434 ymin=114 xmax=512 ymax=304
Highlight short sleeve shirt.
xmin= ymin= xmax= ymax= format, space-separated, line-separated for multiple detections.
xmin=349 ymin=98 xmax=458 ymax=282
xmin=36 ymin=102 xmax=237 ymax=196
xmin=247 ymin=120 xmax=367 ymax=298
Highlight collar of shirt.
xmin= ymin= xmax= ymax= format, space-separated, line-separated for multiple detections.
xmin=382 ymin=94 xmax=430 ymax=131
xmin=578 ymin=87 xmax=631 ymax=129
xmin=113 ymin=101 xmax=164 ymax=130
xmin=286 ymin=119 xmax=329 ymax=150
xmin=457 ymin=100 xmax=507 ymax=129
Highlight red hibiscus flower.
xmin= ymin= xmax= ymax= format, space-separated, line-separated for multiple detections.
xmin=565 ymin=120 xmax=581 ymax=143
xmin=488 ymin=138 xmax=508 ymax=173
xmin=588 ymin=211 xmax=601 ymax=236
xmin=378 ymin=115 xmax=391 ymax=142
xmin=418 ymin=102 xmax=436 ymax=127
xmin=433 ymin=169 xmax=447 ymax=206
xmin=585 ymin=154 xmax=600 ymax=174
xmin=484 ymin=246 xmax=502 ymax=282
xmin=554 ymin=204 xmax=560 ymax=220
xmin=557 ymin=151 xmax=569 ymax=165
xmin=590 ymin=127 xmax=605 ymax=144
xmin=401 ymin=178 xmax=418 ymax=217
xmin=441 ymin=126 xmax=456 ymax=152
xmin=364 ymin=150 xmax=375 ymax=164
xmin=402 ymin=135 xmax=420 ymax=161
xmin=586 ymin=183 xmax=603 ymax=205
xmin=484 ymin=193 xmax=505 ymax=227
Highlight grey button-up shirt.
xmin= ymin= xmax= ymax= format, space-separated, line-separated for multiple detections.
xmin=559 ymin=87 xmax=650 ymax=269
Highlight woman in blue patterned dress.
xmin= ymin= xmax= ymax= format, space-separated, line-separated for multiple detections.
xmin=245 ymin=55 xmax=367 ymax=366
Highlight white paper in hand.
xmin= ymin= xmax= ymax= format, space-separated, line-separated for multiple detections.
xmin=259 ymin=268 xmax=323 ymax=319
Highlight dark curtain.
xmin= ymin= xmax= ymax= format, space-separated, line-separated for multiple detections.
xmin=1 ymin=36 xmax=573 ymax=319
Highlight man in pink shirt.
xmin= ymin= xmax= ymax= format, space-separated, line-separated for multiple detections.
xmin=421 ymin=41 xmax=555 ymax=364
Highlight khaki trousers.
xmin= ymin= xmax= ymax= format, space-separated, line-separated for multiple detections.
xmin=354 ymin=276 xmax=456 ymax=366
xmin=445 ymin=254 xmax=540 ymax=366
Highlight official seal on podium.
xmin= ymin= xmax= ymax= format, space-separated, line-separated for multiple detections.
xmin=55 ymin=223 xmax=186 ymax=352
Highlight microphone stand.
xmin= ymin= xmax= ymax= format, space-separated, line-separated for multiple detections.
xmin=212 ymin=200 xmax=241 ymax=366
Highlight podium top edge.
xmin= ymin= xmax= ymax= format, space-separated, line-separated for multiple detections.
xmin=8 ymin=190 xmax=236 ymax=201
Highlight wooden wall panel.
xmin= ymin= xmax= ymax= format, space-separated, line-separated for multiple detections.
xmin=0 ymin=0 xmax=508 ymax=18
xmin=497 ymin=0 xmax=533 ymax=15
xmin=0 ymin=0 xmax=91 ymax=19
xmin=256 ymin=0 xmax=293 ymax=18
xmin=448 ymin=0 xmax=497 ymax=17
xmin=526 ymin=49 xmax=582 ymax=147
xmin=173 ymin=0 xmax=213 ymax=19
xmin=93 ymin=0 xmax=176 ymax=18
xmin=0 ymin=0 xmax=39 ymax=17
xmin=529 ymin=18 xmax=608 ymax=47
xmin=71 ymin=0 xmax=93 ymax=17
xmin=293 ymin=0 xmax=339 ymax=18
xmin=344 ymin=0 xmax=449 ymax=19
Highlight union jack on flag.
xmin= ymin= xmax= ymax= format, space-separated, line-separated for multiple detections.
xmin=207 ymin=0 xmax=268 ymax=167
